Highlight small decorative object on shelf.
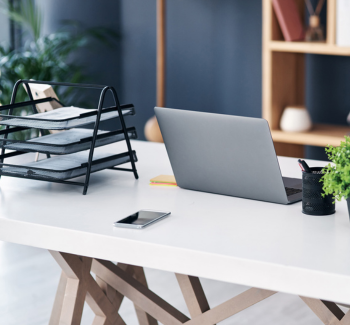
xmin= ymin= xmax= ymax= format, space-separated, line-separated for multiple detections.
xmin=305 ymin=0 xmax=325 ymax=42
xmin=280 ymin=105 xmax=312 ymax=132
xmin=0 ymin=80 xmax=139 ymax=195
xmin=322 ymin=136 xmax=350 ymax=219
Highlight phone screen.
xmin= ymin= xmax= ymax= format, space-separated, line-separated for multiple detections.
xmin=115 ymin=210 xmax=170 ymax=227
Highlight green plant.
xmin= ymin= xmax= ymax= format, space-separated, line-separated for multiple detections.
xmin=0 ymin=32 xmax=88 ymax=105
xmin=322 ymin=136 xmax=350 ymax=201
xmin=0 ymin=0 xmax=118 ymax=139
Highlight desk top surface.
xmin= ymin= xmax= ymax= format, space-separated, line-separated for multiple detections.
xmin=0 ymin=140 xmax=349 ymax=303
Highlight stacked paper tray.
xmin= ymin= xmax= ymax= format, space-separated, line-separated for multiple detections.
xmin=0 ymin=149 xmax=137 ymax=181
xmin=0 ymin=104 xmax=134 ymax=130
xmin=2 ymin=127 xmax=137 ymax=155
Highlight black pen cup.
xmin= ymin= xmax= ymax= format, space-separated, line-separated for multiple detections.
xmin=302 ymin=167 xmax=335 ymax=215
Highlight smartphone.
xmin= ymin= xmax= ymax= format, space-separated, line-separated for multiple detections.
xmin=114 ymin=210 xmax=171 ymax=229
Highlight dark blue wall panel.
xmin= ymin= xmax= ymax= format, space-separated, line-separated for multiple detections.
xmin=121 ymin=0 xmax=262 ymax=139
xmin=39 ymin=0 xmax=122 ymax=94
xmin=306 ymin=54 xmax=350 ymax=160
xmin=37 ymin=0 xmax=350 ymax=159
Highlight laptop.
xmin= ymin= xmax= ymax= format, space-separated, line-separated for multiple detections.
xmin=155 ymin=107 xmax=302 ymax=204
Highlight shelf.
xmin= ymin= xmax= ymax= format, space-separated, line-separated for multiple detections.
xmin=269 ymin=41 xmax=350 ymax=56
xmin=271 ymin=124 xmax=350 ymax=147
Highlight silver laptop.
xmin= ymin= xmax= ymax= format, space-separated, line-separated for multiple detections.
xmin=155 ymin=107 xmax=302 ymax=204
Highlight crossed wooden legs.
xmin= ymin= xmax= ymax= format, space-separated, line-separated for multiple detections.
xmin=49 ymin=251 xmax=350 ymax=325
xmin=49 ymin=251 xmax=157 ymax=325
xmin=300 ymin=297 xmax=350 ymax=325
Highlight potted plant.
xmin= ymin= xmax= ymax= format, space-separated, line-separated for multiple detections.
xmin=0 ymin=0 xmax=118 ymax=139
xmin=322 ymin=136 xmax=350 ymax=215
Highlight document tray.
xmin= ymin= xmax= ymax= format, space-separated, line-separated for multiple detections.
xmin=0 ymin=150 xmax=137 ymax=181
xmin=0 ymin=104 xmax=134 ymax=130
xmin=2 ymin=127 xmax=137 ymax=155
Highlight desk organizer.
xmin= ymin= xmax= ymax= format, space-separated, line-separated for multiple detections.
xmin=0 ymin=80 xmax=139 ymax=195
xmin=302 ymin=167 xmax=335 ymax=215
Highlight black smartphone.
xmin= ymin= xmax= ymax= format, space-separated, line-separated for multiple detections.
xmin=114 ymin=210 xmax=171 ymax=229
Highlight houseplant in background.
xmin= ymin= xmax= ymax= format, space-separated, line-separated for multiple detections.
xmin=0 ymin=0 xmax=118 ymax=139
xmin=322 ymin=136 xmax=350 ymax=216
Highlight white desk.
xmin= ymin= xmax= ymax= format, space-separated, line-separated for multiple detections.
xmin=0 ymin=140 xmax=349 ymax=325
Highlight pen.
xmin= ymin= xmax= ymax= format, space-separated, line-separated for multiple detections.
xmin=298 ymin=159 xmax=312 ymax=173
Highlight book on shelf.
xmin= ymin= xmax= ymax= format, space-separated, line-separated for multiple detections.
xmin=337 ymin=0 xmax=350 ymax=47
xmin=272 ymin=0 xmax=304 ymax=42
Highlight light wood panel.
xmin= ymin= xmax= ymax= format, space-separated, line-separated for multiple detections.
xmin=269 ymin=41 xmax=350 ymax=56
xmin=144 ymin=0 xmax=165 ymax=142
xmin=263 ymin=0 xmax=306 ymax=157
xmin=326 ymin=0 xmax=337 ymax=45
xmin=271 ymin=124 xmax=350 ymax=147
xmin=157 ymin=0 xmax=166 ymax=108
xmin=273 ymin=142 xmax=304 ymax=158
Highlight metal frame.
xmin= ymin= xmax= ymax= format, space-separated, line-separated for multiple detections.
xmin=0 ymin=79 xmax=138 ymax=195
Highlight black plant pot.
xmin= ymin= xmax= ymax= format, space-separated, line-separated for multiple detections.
xmin=347 ymin=198 xmax=350 ymax=218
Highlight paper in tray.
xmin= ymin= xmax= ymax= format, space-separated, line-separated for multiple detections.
xmin=0 ymin=105 xmax=134 ymax=130
xmin=4 ymin=127 xmax=137 ymax=155
xmin=0 ymin=149 xmax=137 ymax=181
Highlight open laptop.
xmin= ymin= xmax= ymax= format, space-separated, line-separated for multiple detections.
xmin=155 ymin=107 xmax=302 ymax=204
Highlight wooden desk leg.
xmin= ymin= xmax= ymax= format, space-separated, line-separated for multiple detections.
xmin=132 ymin=266 xmax=158 ymax=325
xmin=175 ymin=274 xmax=210 ymax=318
xmin=49 ymin=271 xmax=69 ymax=325
xmin=49 ymin=251 xmax=350 ymax=325
xmin=300 ymin=296 xmax=350 ymax=325
xmin=48 ymin=254 xmax=92 ymax=325
xmin=49 ymin=251 xmax=125 ymax=325
xmin=96 ymin=264 xmax=158 ymax=325
xmin=92 ymin=258 xmax=277 ymax=325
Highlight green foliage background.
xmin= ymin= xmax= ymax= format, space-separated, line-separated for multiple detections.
xmin=0 ymin=0 xmax=118 ymax=139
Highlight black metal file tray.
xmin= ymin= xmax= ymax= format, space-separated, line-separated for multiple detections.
xmin=0 ymin=149 xmax=137 ymax=181
xmin=2 ymin=127 xmax=137 ymax=155
xmin=0 ymin=104 xmax=134 ymax=130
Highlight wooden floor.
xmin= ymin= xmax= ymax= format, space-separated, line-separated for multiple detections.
xmin=0 ymin=242 xmax=332 ymax=324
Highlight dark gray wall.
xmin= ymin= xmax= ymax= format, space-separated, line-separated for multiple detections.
xmin=306 ymin=54 xmax=350 ymax=159
xmin=38 ymin=0 xmax=121 ymax=92
xmin=36 ymin=0 xmax=122 ymax=129
xmin=121 ymin=0 xmax=262 ymax=140
xmin=0 ymin=3 xmax=9 ymax=44
xmin=35 ymin=0 xmax=350 ymax=160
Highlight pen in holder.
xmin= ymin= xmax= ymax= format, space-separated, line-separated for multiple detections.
xmin=302 ymin=167 xmax=335 ymax=215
